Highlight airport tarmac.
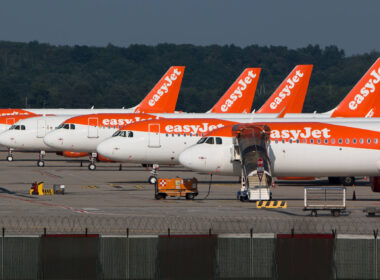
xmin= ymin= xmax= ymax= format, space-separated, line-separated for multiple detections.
xmin=1 ymin=152 xmax=380 ymax=235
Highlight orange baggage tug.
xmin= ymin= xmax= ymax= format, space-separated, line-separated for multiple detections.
xmin=155 ymin=178 xmax=198 ymax=200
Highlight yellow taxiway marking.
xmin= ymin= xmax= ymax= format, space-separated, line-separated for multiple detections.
xmin=135 ymin=185 xmax=144 ymax=189
xmin=81 ymin=185 xmax=97 ymax=189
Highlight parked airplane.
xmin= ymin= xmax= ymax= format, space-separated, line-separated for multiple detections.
xmin=0 ymin=66 xmax=186 ymax=165
xmin=43 ymin=66 xmax=311 ymax=170
xmin=177 ymin=119 xmax=380 ymax=192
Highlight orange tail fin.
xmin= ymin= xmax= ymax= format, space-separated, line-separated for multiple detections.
xmin=134 ymin=66 xmax=185 ymax=113
xmin=257 ymin=65 xmax=313 ymax=114
xmin=210 ymin=68 xmax=261 ymax=113
xmin=331 ymin=58 xmax=380 ymax=117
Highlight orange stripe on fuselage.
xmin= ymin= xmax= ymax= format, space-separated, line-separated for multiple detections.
xmin=63 ymin=113 xmax=159 ymax=127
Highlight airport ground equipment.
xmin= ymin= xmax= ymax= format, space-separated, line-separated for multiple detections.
xmin=155 ymin=178 xmax=198 ymax=200
xmin=233 ymin=124 xmax=272 ymax=202
xmin=304 ymin=187 xmax=346 ymax=217
xmin=29 ymin=181 xmax=65 ymax=195
xmin=256 ymin=200 xmax=287 ymax=208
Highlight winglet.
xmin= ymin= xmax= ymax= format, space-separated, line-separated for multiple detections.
xmin=331 ymin=58 xmax=380 ymax=117
xmin=134 ymin=66 xmax=185 ymax=113
xmin=257 ymin=65 xmax=313 ymax=114
xmin=210 ymin=68 xmax=261 ymax=113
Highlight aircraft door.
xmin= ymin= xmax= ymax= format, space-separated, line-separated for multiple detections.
xmin=148 ymin=124 xmax=161 ymax=147
xmin=88 ymin=118 xmax=99 ymax=138
xmin=37 ymin=120 xmax=46 ymax=138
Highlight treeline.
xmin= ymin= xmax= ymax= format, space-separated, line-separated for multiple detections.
xmin=0 ymin=40 xmax=378 ymax=113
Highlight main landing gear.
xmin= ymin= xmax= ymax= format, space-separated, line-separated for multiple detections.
xmin=88 ymin=152 xmax=97 ymax=171
xmin=37 ymin=150 xmax=45 ymax=167
xmin=6 ymin=148 xmax=14 ymax=161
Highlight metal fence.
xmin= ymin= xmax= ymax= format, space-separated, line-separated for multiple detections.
xmin=1 ymin=234 xmax=380 ymax=279
xmin=1 ymin=215 xmax=380 ymax=235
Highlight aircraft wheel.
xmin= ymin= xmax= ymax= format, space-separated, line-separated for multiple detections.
xmin=342 ymin=177 xmax=355 ymax=186
xmin=6 ymin=156 xmax=13 ymax=162
xmin=37 ymin=160 xmax=45 ymax=167
xmin=88 ymin=163 xmax=96 ymax=171
xmin=148 ymin=176 xmax=157 ymax=184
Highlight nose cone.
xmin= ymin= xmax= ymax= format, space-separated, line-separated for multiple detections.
xmin=96 ymin=139 xmax=118 ymax=161
xmin=0 ymin=131 xmax=15 ymax=147
xmin=179 ymin=147 xmax=196 ymax=169
xmin=43 ymin=132 xmax=60 ymax=149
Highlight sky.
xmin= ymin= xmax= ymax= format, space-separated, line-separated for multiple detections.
xmin=0 ymin=0 xmax=378 ymax=56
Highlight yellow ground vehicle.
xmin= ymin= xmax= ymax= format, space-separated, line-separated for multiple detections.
xmin=29 ymin=182 xmax=65 ymax=195
xmin=155 ymin=178 xmax=198 ymax=200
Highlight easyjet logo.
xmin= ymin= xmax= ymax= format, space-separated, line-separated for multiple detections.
xmin=349 ymin=67 xmax=380 ymax=110
xmin=221 ymin=70 xmax=257 ymax=112
xmin=148 ymin=68 xmax=182 ymax=107
xmin=270 ymin=127 xmax=331 ymax=140
xmin=102 ymin=117 xmax=155 ymax=126
xmin=0 ymin=112 xmax=30 ymax=116
xmin=270 ymin=70 xmax=304 ymax=110
xmin=165 ymin=123 xmax=225 ymax=134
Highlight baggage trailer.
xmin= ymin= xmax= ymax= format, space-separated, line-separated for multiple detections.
xmin=155 ymin=178 xmax=198 ymax=200
xmin=304 ymin=187 xmax=346 ymax=217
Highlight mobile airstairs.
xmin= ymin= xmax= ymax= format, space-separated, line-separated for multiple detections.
xmin=233 ymin=124 xmax=273 ymax=202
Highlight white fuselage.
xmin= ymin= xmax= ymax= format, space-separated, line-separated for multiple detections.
xmin=96 ymin=118 xmax=380 ymax=177
xmin=0 ymin=115 xmax=74 ymax=151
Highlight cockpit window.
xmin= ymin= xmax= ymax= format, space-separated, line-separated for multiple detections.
xmin=216 ymin=137 xmax=222 ymax=144
xmin=63 ymin=124 xmax=70 ymax=129
xmin=112 ymin=131 xmax=121 ymax=137
xmin=197 ymin=137 xmax=207 ymax=144
xmin=206 ymin=137 xmax=214 ymax=144
xmin=57 ymin=124 xmax=64 ymax=129
xmin=21 ymin=125 xmax=26 ymax=130
xmin=128 ymin=131 xmax=134 ymax=138
xmin=70 ymin=124 xmax=75 ymax=130
xmin=9 ymin=125 xmax=15 ymax=130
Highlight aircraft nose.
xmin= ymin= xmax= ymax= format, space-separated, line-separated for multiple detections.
xmin=0 ymin=132 xmax=14 ymax=147
xmin=43 ymin=133 xmax=59 ymax=148
xmin=96 ymin=140 xmax=116 ymax=160
xmin=179 ymin=148 xmax=195 ymax=169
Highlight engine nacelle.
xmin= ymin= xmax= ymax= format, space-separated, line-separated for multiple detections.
xmin=57 ymin=151 xmax=89 ymax=158
xmin=97 ymin=154 xmax=115 ymax=162
xmin=370 ymin=176 xmax=380 ymax=192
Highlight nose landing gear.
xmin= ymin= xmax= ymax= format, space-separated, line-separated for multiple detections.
xmin=6 ymin=148 xmax=14 ymax=161
xmin=37 ymin=150 xmax=45 ymax=167
xmin=88 ymin=152 xmax=97 ymax=171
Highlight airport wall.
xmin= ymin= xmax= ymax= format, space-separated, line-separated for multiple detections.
xmin=0 ymin=234 xmax=380 ymax=279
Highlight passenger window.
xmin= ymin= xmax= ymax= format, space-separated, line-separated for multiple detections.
xmin=177 ymin=133 xmax=180 ymax=137
xmin=190 ymin=133 xmax=193 ymax=137
xmin=296 ymin=139 xmax=300 ymax=144
xmin=166 ymin=134 xmax=168 ymax=137
xmin=310 ymin=139 xmax=314 ymax=144
xmin=289 ymin=139 xmax=293 ymax=144
xmin=216 ymin=137 xmax=222 ymax=145
xmin=303 ymin=139 xmax=307 ymax=144
xmin=375 ymin=138 xmax=378 ymax=144
xmin=345 ymin=138 xmax=350 ymax=144
xmin=317 ymin=139 xmax=321 ymax=144
xmin=353 ymin=138 xmax=357 ymax=144
xmin=331 ymin=139 xmax=335 ymax=144
xmin=324 ymin=139 xmax=328 ymax=144
xmin=360 ymin=138 xmax=364 ymax=144
xmin=172 ymin=133 xmax=174 ymax=137
xmin=281 ymin=139 xmax=285 ymax=144
xmin=338 ymin=139 xmax=342 ymax=144
xmin=275 ymin=139 xmax=278 ymax=144
xmin=206 ymin=137 xmax=214 ymax=144
xmin=184 ymin=133 xmax=186 ymax=137
xmin=196 ymin=133 xmax=199 ymax=137
xmin=70 ymin=124 xmax=75 ymax=130
xmin=367 ymin=138 xmax=371 ymax=144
